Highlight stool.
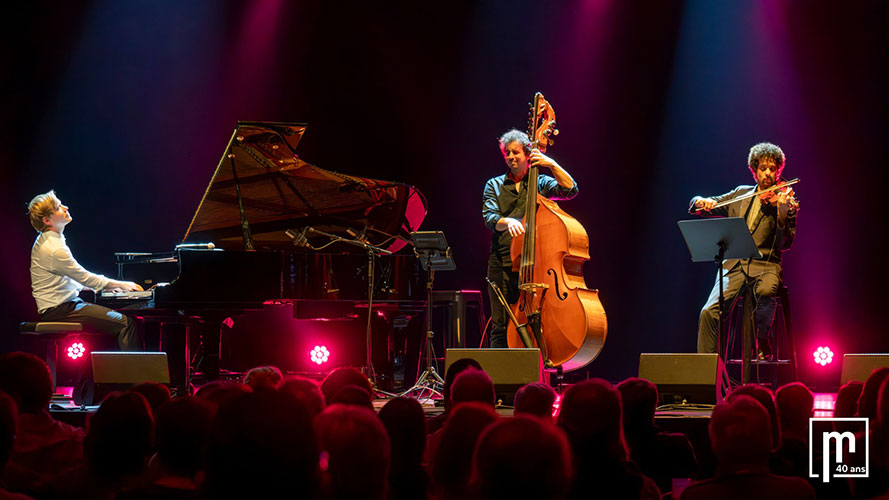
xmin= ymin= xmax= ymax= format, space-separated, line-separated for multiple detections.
xmin=19 ymin=322 xmax=88 ymax=389
xmin=726 ymin=283 xmax=798 ymax=388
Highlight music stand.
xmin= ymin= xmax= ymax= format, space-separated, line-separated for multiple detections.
xmin=408 ymin=231 xmax=455 ymax=396
xmin=678 ymin=218 xmax=761 ymax=384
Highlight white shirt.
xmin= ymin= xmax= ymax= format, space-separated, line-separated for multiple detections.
xmin=30 ymin=231 xmax=109 ymax=314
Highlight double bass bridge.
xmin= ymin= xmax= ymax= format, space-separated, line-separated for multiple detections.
xmin=518 ymin=282 xmax=550 ymax=293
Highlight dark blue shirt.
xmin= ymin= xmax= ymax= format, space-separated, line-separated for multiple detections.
xmin=482 ymin=172 xmax=578 ymax=267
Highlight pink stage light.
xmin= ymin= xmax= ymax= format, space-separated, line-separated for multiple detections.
xmin=310 ymin=345 xmax=330 ymax=365
xmin=66 ymin=342 xmax=86 ymax=360
xmin=813 ymin=346 xmax=834 ymax=366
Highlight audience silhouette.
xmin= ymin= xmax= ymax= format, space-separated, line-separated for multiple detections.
xmin=0 ymin=353 xmax=872 ymax=500
xmin=557 ymin=378 xmax=660 ymax=500
xmin=681 ymin=395 xmax=815 ymax=500
xmin=617 ymin=377 xmax=697 ymax=495
xmin=472 ymin=416 xmax=571 ymax=500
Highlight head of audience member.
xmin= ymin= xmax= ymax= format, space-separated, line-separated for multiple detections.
xmin=154 ymin=396 xmax=214 ymax=480
xmin=835 ymin=380 xmax=864 ymax=433
xmin=472 ymin=416 xmax=572 ymax=500
xmin=727 ymin=384 xmax=781 ymax=450
xmin=616 ymin=377 xmax=659 ymax=441
xmin=876 ymin=377 xmax=889 ymax=465
xmin=320 ymin=367 xmax=373 ymax=405
xmin=836 ymin=381 xmax=864 ymax=418
xmin=329 ymin=384 xmax=374 ymax=410
xmin=378 ymin=397 xmax=427 ymax=474
xmin=514 ymin=382 xmax=557 ymax=420
xmin=242 ymin=365 xmax=283 ymax=392
xmin=128 ymin=382 xmax=171 ymax=415
xmin=557 ymin=379 xmax=627 ymax=466
xmin=0 ymin=392 xmax=16 ymax=474
xmin=85 ymin=391 xmax=155 ymax=480
xmin=194 ymin=380 xmax=252 ymax=412
xmin=858 ymin=367 xmax=889 ymax=421
xmin=0 ymin=352 xmax=53 ymax=414
xmin=205 ymin=390 xmax=318 ymax=499
xmin=279 ymin=376 xmax=326 ymax=416
xmin=709 ymin=395 xmax=772 ymax=473
xmin=450 ymin=368 xmax=496 ymax=408
xmin=775 ymin=382 xmax=814 ymax=443
xmin=443 ymin=358 xmax=483 ymax=411
xmin=315 ymin=404 xmax=390 ymax=500
xmin=431 ymin=402 xmax=499 ymax=499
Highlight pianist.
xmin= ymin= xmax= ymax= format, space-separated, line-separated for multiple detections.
xmin=28 ymin=190 xmax=143 ymax=350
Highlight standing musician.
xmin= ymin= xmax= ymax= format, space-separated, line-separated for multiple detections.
xmin=690 ymin=142 xmax=798 ymax=359
xmin=28 ymin=190 xmax=144 ymax=350
xmin=482 ymin=129 xmax=577 ymax=348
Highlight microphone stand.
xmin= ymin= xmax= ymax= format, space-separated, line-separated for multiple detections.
xmin=295 ymin=227 xmax=392 ymax=385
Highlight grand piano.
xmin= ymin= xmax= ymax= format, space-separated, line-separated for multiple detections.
xmin=100 ymin=121 xmax=428 ymax=387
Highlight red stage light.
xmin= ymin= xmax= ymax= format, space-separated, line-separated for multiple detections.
xmin=310 ymin=345 xmax=330 ymax=365
xmin=813 ymin=346 xmax=834 ymax=366
xmin=67 ymin=342 xmax=86 ymax=360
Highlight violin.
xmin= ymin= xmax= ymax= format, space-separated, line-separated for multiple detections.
xmin=758 ymin=183 xmax=800 ymax=212
xmin=696 ymin=177 xmax=801 ymax=213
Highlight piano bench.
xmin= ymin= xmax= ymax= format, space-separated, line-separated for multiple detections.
xmin=19 ymin=322 xmax=93 ymax=389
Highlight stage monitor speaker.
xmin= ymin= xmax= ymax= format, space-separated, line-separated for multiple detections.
xmin=638 ymin=353 xmax=728 ymax=405
xmin=841 ymin=354 xmax=889 ymax=384
xmin=445 ymin=348 xmax=542 ymax=403
xmin=74 ymin=351 xmax=170 ymax=406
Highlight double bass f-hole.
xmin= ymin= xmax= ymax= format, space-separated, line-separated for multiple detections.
xmin=547 ymin=268 xmax=568 ymax=300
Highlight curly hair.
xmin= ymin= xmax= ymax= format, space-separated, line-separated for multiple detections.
xmin=747 ymin=142 xmax=785 ymax=179
xmin=498 ymin=129 xmax=532 ymax=154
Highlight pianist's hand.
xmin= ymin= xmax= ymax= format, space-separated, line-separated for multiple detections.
xmin=103 ymin=280 xmax=144 ymax=292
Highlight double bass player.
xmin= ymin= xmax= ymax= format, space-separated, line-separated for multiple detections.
xmin=482 ymin=129 xmax=577 ymax=348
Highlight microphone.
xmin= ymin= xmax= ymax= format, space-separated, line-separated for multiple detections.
xmin=285 ymin=227 xmax=312 ymax=247
xmin=175 ymin=242 xmax=216 ymax=250
xmin=346 ymin=226 xmax=368 ymax=243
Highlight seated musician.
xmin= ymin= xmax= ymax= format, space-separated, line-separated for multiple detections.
xmin=482 ymin=129 xmax=577 ymax=348
xmin=690 ymin=143 xmax=798 ymax=359
xmin=28 ymin=190 xmax=143 ymax=350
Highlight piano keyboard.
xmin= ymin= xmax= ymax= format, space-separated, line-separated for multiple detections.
xmin=99 ymin=290 xmax=154 ymax=299
xmin=97 ymin=289 xmax=155 ymax=310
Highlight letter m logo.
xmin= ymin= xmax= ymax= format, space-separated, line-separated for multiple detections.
xmin=809 ymin=418 xmax=868 ymax=482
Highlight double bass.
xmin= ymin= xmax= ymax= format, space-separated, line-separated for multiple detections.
xmin=505 ymin=93 xmax=608 ymax=370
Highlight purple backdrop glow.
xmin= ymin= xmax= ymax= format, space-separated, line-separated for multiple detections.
xmin=2 ymin=1 xmax=887 ymax=387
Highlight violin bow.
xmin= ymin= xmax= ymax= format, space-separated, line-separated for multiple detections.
xmin=702 ymin=177 xmax=801 ymax=211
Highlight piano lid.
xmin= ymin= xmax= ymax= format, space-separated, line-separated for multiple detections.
xmin=183 ymin=121 xmax=427 ymax=253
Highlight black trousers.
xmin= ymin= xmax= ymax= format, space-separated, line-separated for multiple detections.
xmin=41 ymin=298 xmax=142 ymax=351
xmin=697 ymin=261 xmax=780 ymax=354
xmin=486 ymin=265 xmax=519 ymax=349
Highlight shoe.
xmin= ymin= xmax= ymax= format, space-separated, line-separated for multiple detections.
xmin=756 ymin=339 xmax=773 ymax=361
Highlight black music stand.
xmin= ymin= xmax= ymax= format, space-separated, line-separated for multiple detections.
xmin=678 ymin=218 xmax=761 ymax=384
xmin=408 ymin=231 xmax=455 ymax=395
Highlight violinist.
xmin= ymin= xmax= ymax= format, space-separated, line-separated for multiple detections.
xmin=690 ymin=142 xmax=798 ymax=359
xmin=482 ymin=129 xmax=577 ymax=348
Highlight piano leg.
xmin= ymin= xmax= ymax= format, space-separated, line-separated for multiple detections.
xmin=160 ymin=322 xmax=190 ymax=395
xmin=195 ymin=314 xmax=225 ymax=382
